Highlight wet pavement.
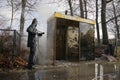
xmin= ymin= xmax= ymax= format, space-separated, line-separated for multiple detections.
xmin=0 ymin=61 xmax=120 ymax=80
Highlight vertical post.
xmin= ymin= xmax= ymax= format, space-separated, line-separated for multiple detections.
xmin=13 ymin=30 xmax=16 ymax=56
xmin=95 ymin=63 xmax=98 ymax=80
xmin=114 ymin=32 xmax=117 ymax=56
xmin=79 ymin=22 xmax=81 ymax=61
xmin=12 ymin=30 xmax=17 ymax=66
xmin=47 ymin=18 xmax=56 ymax=65
xmin=65 ymin=27 xmax=68 ymax=61
xmin=17 ymin=32 xmax=21 ymax=54
xmin=100 ymin=64 xmax=103 ymax=80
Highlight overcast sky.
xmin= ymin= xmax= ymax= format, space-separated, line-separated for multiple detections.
xmin=0 ymin=0 xmax=115 ymax=39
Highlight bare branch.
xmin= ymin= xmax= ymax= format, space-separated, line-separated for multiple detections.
xmin=26 ymin=0 xmax=36 ymax=8
xmin=106 ymin=0 xmax=113 ymax=3
xmin=106 ymin=14 xmax=120 ymax=23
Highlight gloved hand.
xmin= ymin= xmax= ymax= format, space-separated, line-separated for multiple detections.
xmin=37 ymin=32 xmax=44 ymax=36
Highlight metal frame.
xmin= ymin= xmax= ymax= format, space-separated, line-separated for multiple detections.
xmin=0 ymin=29 xmax=20 ymax=56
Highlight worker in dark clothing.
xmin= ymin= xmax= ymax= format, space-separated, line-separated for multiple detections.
xmin=104 ymin=44 xmax=114 ymax=56
xmin=27 ymin=18 xmax=44 ymax=69
xmin=99 ymin=44 xmax=117 ymax=62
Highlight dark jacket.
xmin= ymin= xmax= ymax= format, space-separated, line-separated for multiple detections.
xmin=27 ymin=24 xmax=37 ymax=47
xmin=104 ymin=44 xmax=114 ymax=56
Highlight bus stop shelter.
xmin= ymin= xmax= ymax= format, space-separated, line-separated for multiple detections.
xmin=47 ymin=12 xmax=95 ymax=64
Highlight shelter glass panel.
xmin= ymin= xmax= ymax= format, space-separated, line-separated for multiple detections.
xmin=80 ymin=22 xmax=94 ymax=61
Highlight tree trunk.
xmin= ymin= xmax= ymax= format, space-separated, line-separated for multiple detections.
xmin=67 ymin=0 xmax=73 ymax=16
xmin=83 ymin=0 xmax=87 ymax=18
xmin=79 ymin=0 xmax=84 ymax=18
xmin=96 ymin=0 xmax=100 ymax=45
xmin=20 ymin=0 xmax=26 ymax=36
xmin=101 ymin=0 xmax=109 ymax=44
xmin=10 ymin=0 xmax=14 ymax=29
xmin=112 ymin=0 xmax=119 ymax=39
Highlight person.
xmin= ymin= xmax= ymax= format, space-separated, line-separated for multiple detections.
xmin=99 ymin=44 xmax=117 ymax=62
xmin=27 ymin=18 xmax=44 ymax=69
xmin=104 ymin=44 xmax=114 ymax=56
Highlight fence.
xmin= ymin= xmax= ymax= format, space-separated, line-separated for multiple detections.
xmin=0 ymin=29 xmax=20 ymax=56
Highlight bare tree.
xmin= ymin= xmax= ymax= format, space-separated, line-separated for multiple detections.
xmin=10 ymin=0 xmax=14 ymax=29
xmin=112 ymin=0 xmax=119 ymax=39
xmin=83 ymin=0 xmax=87 ymax=18
xmin=106 ymin=14 xmax=120 ymax=23
xmin=67 ymin=0 xmax=73 ymax=16
xmin=0 ymin=16 xmax=7 ymax=27
xmin=79 ymin=0 xmax=84 ymax=18
xmin=101 ymin=0 xmax=108 ymax=44
xmin=101 ymin=0 xmax=113 ymax=44
xmin=20 ymin=0 xmax=27 ymax=36
xmin=6 ymin=0 xmax=15 ymax=29
xmin=96 ymin=0 xmax=100 ymax=45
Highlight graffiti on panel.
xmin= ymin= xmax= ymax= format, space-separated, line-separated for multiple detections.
xmin=67 ymin=26 xmax=79 ymax=48
xmin=66 ymin=26 xmax=79 ymax=60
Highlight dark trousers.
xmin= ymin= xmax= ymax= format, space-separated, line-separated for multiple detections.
xmin=28 ymin=45 xmax=36 ymax=68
